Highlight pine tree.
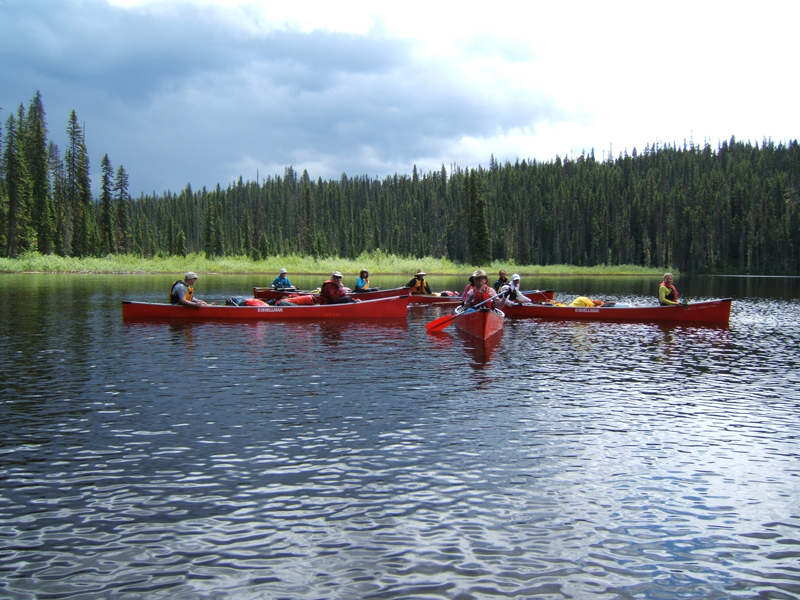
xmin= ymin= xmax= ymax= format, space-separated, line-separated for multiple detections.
xmin=99 ymin=153 xmax=115 ymax=255
xmin=64 ymin=110 xmax=93 ymax=256
xmin=25 ymin=91 xmax=54 ymax=254
xmin=114 ymin=165 xmax=130 ymax=253
xmin=175 ymin=229 xmax=187 ymax=257
xmin=467 ymin=169 xmax=491 ymax=265
xmin=3 ymin=111 xmax=33 ymax=257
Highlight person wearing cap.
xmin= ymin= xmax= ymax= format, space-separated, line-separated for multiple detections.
xmin=462 ymin=269 xmax=507 ymax=311
xmin=493 ymin=269 xmax=509 ymax=292
xmin=170 ymin=272 xmax=207 ymax=308
xmin=271 ymin=268 xmax=293 ymax=289
xmin=319 ymin=271 xmax=356 ymax=304
xmin=354 ymin=269 xmax=371 ymax=292
xmin=502 ymin=274 xmax=533 ymax=305
xmin=404 ymin=269 xmax=432 ymax=294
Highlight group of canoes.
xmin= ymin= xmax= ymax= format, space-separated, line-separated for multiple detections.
xmin=122 ymin=269 xmax=732 ymax=333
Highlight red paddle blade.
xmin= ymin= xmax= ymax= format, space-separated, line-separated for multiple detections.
xmin=426 ymin=313 xmax=457 ymax=332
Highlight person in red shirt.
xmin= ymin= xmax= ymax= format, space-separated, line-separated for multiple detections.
xmin=319 ymin=271 xmax=356 ymax=304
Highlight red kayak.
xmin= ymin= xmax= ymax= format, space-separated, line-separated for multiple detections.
xmin=453 ymin=308 xmax=505 ymax=340
xmin=122 ymin=295 xmax=410 ymax=321
xmin=503 ymin=298 xmax=732 ymax=324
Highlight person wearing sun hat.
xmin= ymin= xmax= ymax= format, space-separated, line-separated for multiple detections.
xmin=462 ymin=269 xmax=507 ymax=311
xmin=319 ymin=271 xmax=356 ymax=304
xmin=404 ymin=269 xmax=432 ymax=294
xmin=270 ymin=268 xmax=293 ymax=289
xmin=169 ymin=272 xmax=207 ymax=308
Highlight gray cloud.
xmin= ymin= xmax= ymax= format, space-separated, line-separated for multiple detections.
xmin=0 ymin=0 xmax=561 ymax=195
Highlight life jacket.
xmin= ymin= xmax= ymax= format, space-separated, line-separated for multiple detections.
xmin=284 ymin=294 xmax=316 ymax=305
xmin=244 ymin=298 xmax=268 ymax=306
xmin=320 ymin=279 xmax=344 ymax=304
xmin=355 ymin=277 xmax=369 ymax=292
xmin=170 ymin=280 xmax=193 ymax=304
xmin=410 ymin=278 xmax=427 ymax=293
xmin=472 ymin=286 xmax=493 ymax=306
xmin=660 ymin=282 xmax=678 ymax=302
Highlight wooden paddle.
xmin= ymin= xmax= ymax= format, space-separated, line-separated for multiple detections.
xmin=426 ymin=291 xmax=508 ymax=332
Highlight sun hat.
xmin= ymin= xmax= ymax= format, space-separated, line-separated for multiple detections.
xmin=280 ymin=268 xmax=287 ymax=274
xmin=332 ymin=271 xmax=343 ymax=278
xmin=184 ymin=272 xmax=198 ymax=280
xmin=511 ymin=273 xmax=521 ymax=281
xmin=360 ymin=268 xmax=368 ymax=274
xmin=473 ymin=269 xmax=487 ymax=278
xmin=415 ymin=269 xmax=426 ymax=276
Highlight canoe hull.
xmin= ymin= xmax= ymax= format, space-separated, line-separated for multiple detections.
xmin=454 ymin=308 xmax=505 ymax=340
xmin=254 ymin=287 xmax=555 ymax=305
xmin=123 ymin=295 xmax=410 ymax=320
xmin=503 ymin=298 xmax=732 ymax=324
xmin=253 ymin=286 xmax=409 ymax=302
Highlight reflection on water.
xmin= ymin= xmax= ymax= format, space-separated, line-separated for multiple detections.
xmin=0 ymin=274 xmax=799 ymax=599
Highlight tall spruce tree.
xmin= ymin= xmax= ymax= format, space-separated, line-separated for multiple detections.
xmin=99 ymin=153 xmax=115 ymax=255
xmin=65 ymin=110 xmax=93 ymax=256
xmin=114 ymin=165 xmax=130 ymax=253
xmin=3 ymin=111 xmax=33 ymax=257
xmin=26 ymin=91 xmax=54 ymax=254
xmin=467 ymin=169 xmax=491 ymax=265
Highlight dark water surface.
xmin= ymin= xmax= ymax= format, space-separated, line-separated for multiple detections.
xmin=1 ymin=273 xmax=799 ymax=599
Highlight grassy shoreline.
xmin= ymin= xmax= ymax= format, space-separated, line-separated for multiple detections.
xmin=0 ymin=251 xmax=671 ymax=276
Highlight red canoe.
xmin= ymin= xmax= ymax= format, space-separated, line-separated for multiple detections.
xmin=453 ymin=308 xmax=505 ymax=340
xmin=122 ymin=295 xmax=411 ymax=320
xmin=253 ymin=287 xmax=555 ymax=305
xmin=253 ymin=285 xmax=461 ymax=305
xmin=503 ymin=298 xmax=732 ymax=324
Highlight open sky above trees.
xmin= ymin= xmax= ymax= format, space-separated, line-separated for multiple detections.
xmin=1 ymin=0 xmax=798 ymax=198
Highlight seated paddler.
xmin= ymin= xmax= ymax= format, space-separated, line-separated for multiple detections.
xmin=659 ymin=272 xmax=683 ymax=305
xmin=354 ymin=269 xmax=372 ymax=292
xmin=405 ymin=269 xmax=432 ymax=294
xmin=319 ymin=271 xmax=357 ymax=304
xmin=170 ymin=272 xmax=208 ymax=308
xmin=271 ymin=268 xmax=293 ymax=289
xmin=463 ymin=270 xmax=507 ymax=311
xmin=503 ymin=274 xmax=533 ymax=305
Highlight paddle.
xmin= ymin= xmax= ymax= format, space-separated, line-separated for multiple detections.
xmin=426 ymin=290 xmax=508 ymax=332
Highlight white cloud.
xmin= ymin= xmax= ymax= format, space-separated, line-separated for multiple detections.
xmin=2 ymin=0 xmax=798 ymax=195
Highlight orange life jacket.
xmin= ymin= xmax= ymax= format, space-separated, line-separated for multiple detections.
xmin=410 ymin=278 xmax=427 ymax=293
xmin=660 ymin=283 xmax=678 ymax=302
xmin=244 ymin=298 xmax=268 ymax=306
xmin=284 ymin=294 xmax=316 ymax=305
xmin=472 ymin=286 xmax=493 ymax=305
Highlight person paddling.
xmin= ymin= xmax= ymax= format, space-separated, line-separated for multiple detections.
xmin=463 ymin=270 xmax=507 ymax=311
xmin=170 ymin=272 xmax=207 ymax=308
xmin=503 ymin=274 xmax=533 ymax=305
xmin=659 ymin=273 xmax=683 ymax=305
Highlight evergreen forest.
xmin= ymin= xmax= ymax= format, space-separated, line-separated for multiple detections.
xmin=2 ymin=91 xmax=799 ymax=274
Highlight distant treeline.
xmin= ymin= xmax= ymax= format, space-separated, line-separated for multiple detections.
xmin=2 ymin=91 xmax=799 ymax=273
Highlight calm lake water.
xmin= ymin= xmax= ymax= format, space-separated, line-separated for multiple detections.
xmin=1 ymin=273 xmax=799 ymax=600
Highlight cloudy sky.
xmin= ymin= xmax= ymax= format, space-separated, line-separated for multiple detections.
xmin=2 ymin=0 xmax=798 ymax=196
